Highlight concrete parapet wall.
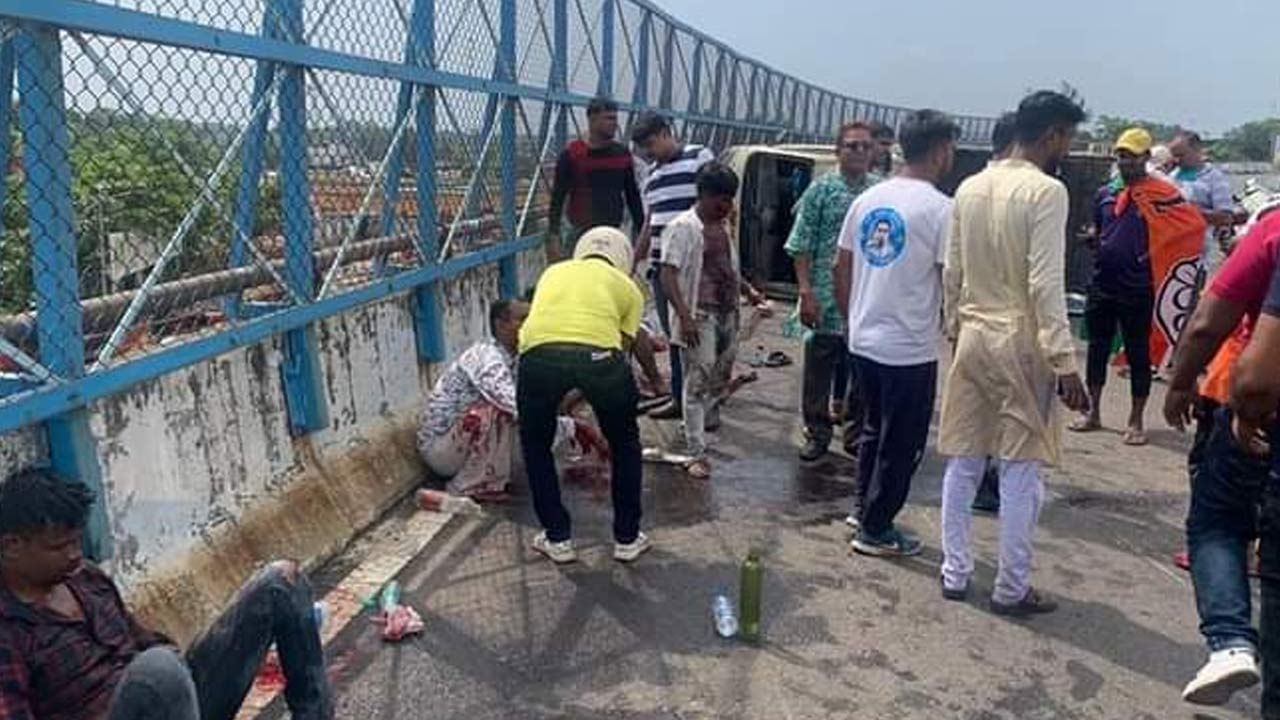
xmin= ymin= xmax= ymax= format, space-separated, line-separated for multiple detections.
xmin=4 ymin=253 xmax=538 ymax=646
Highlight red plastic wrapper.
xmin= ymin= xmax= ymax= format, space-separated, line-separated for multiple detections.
xmin=374 ymin=603 xmax=425 ymax=642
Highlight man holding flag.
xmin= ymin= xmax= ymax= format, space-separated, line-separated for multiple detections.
xmin=1072 ymin=127 xmax=1206 ymax=446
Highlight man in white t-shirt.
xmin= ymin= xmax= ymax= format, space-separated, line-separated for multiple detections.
xmin=834 ymin=109 xmax=958 ymax=558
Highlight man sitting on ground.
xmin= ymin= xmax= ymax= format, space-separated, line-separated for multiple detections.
xmin=0 ymin=469 xmax=331 ymax=720
xmin=417 ymin=300 xmax=610 ymax=499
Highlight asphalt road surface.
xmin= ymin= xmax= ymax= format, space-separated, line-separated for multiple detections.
xmin=306 ymin=326 xmax=1261 ymax=720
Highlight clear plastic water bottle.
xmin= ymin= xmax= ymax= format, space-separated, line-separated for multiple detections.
xmin=416 ymin=488 xmax=485 ymax=516
xmin=739 ymin=551 xmax=763 ymax=643
xmin=712 ymin=594 xmax=739 ymax=638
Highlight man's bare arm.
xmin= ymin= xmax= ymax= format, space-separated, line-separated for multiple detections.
xmin=632 ymin=217 xmax=653 ymax=275
xmin=1231 ymin=312 xmax=1280 ymax=424
xmin=660 ymin=264 xmax=698 ymax=347
xmin=1162 ymin=291 xmax=1247 ymax=429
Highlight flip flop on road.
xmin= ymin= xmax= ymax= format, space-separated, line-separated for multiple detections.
xmin=764 ymin=351 xmax=792 ymax=368
xmin=709 ymin=371 xmax=760 ymax=410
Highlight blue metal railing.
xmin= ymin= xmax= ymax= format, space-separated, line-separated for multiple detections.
xmin=0 ymin=0 xmax=992 ymax=556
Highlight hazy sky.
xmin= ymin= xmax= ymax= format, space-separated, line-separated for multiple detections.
xmin=654 ymin=0 xmax=1279 ymax=135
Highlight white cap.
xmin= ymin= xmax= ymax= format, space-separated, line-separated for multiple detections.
xmin=572 ymin=226 xmax=633 ymax=271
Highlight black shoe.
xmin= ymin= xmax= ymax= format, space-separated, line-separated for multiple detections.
xmin=941 ymin=577 xmax=970 ymax=602
xmin=799 ymin=438 xmax=828 ymax=462
xmin=851 ymin=528 xmax=923 ymax=558
xmin=991 ymin=587 xmax=1058 ymax=617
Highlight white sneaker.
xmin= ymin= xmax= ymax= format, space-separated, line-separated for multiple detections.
xmin=613 ymin=533 xmax=653 ymax=563
xmin=844 ymin=515 xmax=860 ymax=532
xmin=531 ymin=532 xmax=577 ymax=564
xmin=1182 ymin=647 xmax=1260 ymax=705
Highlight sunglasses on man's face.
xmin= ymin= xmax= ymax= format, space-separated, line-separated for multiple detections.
xmin=840 ymin=140 xmax=874 ymax=152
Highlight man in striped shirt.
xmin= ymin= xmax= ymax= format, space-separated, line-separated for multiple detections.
xmin=631 ymin=112 xmax=716 ymax=420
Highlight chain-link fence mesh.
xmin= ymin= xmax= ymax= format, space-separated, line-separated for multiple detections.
xmin=0 ymin=0 xmax=994 ymax=395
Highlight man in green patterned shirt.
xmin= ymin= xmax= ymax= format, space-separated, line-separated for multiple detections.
xmin=785 ymin=121 xmax=879 ymax=461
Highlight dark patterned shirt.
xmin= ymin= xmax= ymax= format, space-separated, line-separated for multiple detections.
xmin=0 ymin=565 xmax=169 ymax=720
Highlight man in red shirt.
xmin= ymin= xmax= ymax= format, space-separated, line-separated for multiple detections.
xmin=0 ymin=469 xmax=331 ymax=720
xmin=546 ymin=97 xmax=646 ymax=261
xmin=1164 ymin=208 xmax=1280 ymax=706
xmin=1229 ymin=254 xmax=1280 ymax=720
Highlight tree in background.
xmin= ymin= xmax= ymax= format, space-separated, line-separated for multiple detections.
xmin=1093 ymin=115 xmax=1186 ymax=145
xmin=1 ymin=123 xmax=29 ymax=314
xmin=1092 ymin=114 xmax=1280 ymax=163
xmin=1215 ymin=118 xmax=1280 ymax=162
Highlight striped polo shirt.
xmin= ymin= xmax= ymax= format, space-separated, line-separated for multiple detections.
xmin=644 ymin=144 xmax=716 ymax=261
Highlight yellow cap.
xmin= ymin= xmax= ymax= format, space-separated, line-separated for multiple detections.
xmin=1114 ymin=127 xmax=1154 ymax=155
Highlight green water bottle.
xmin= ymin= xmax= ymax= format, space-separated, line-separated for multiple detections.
xmin=738 ymin=550 xmax=763 ymax=643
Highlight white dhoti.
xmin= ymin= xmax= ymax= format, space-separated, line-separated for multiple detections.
xmin=941 ymin=456 xmax=1044 ymax=604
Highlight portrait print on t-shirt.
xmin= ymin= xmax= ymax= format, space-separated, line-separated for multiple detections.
xmin=859 ymin=207 xmax=907 ymax=268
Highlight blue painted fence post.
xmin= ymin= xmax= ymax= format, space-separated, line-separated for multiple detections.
xmin=658 ymin=22 xmax=674 ymax=111
xmin=687 ymin=38 xmax=702 ymax=142
xmin=0 ymin=39 xmax=12 ymax=246
xmin=633 ymin=11 xmax=650 ymax=108
xmin=726 ymin=58 xmax=739 ymax=143
xmin=276 ymin=0 xmax=328 ymax=434
xmin=409 ymin=0 xmax=445 ymax=362
xmin=598 ymin=0 xmax=614 ymax=98
xmin=707 ymin=50 xmax=724 ymax=148
xmin=15 ymin=25 xmax=110 ymax=559
xmin=226 ymin=3 xmax=280 ymax=319
xmin=553 ymin=0 xmax=568 ymax=149
xmin=785 ymin=80 xmax=795 ymax=138
xmin=801 ymin=84 xmax=812 ymax=138
xmin=497 ymin=0 xmax=518 ymax=298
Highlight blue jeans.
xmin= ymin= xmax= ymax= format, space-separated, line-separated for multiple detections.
xmin=650 ymin=275 xmax=684 ymax=405
xmin=1187 ymin=407 xmax=1270 ymax=652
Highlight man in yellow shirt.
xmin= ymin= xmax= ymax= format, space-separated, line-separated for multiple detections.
xmin=519 ymin=227 xmax=651 ymax=564
xmin=939 ymin=90 xmax=1090 ymax=616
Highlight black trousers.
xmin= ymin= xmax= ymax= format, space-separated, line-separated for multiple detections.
xmin=852 ymin=355 xmax=937 ymax=537
xmin=801 ymin=333 xmax=845 ymax=446
xmin=1261 ymin=481 xmax=1280 ymax=718
xmin=1084 ymin=290 xmax=1153 ymax=399
xmin=517 ymin=344 xmax=643 ymax=543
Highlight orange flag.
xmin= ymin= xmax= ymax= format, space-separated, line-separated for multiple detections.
xmin=1198 ymin=325 xmax=1248 ymax=405
xmin=1116 ymin=177 xmax=1207 ymax=372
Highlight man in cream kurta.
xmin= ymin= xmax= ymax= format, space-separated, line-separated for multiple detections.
xmin=937 ymin=90 xmax=1089 ymax=616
